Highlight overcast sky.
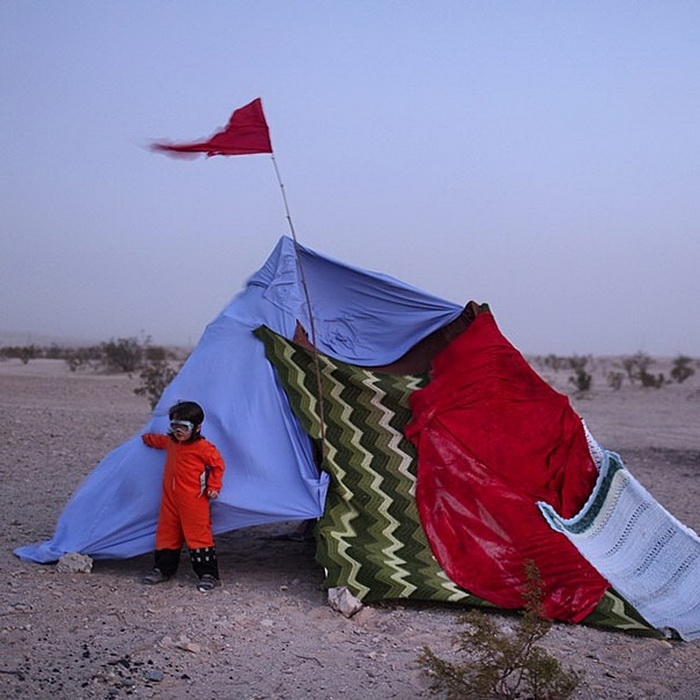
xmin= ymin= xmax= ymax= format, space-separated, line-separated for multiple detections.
xmin=2 ymin=2 xmax=699 ymax=355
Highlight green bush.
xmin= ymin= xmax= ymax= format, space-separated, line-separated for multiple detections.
xmin=63 ymin=346 xmax=104 ymax=372
xmin=0 ymin=345 xmax=38 ymax=364
xmin=606 ymin=370 xmax=625 ymax=390
xmin=541 ymin=355 xmax=569 ymax=372
xmin=134 ymin=357 xmax=181 ymax=409
xmin=418 ymin=562 xmax=582 ymax=699
xmin=622 ymin=352 xmax=666 ymax=388
xmin=670 ymin=355 xmax=696 ymax=384
xmin=100 ymin=337 xmax=144 ymax=373
xmin=567 ymin=356 xmax=592 ymax=393
xmin=0 ymin=339 xmax=188 ymax=405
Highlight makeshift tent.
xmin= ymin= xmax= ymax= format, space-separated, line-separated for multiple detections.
xmin=15 ymin=237 xmax=700 ymax=640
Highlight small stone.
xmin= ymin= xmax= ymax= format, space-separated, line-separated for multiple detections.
xmin=327 ymin=586 xmax=363 ymax=618
xmin=144 ymin=669 xmax=164 ymax=682
xmin=56 ymin=552 xmax=93 ymax=574
xmin=175 ymin=636 xmax=201 ymax=653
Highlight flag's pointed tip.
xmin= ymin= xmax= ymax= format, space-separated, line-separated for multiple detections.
xmin=148 ymin=142 xmax=198 ymax=159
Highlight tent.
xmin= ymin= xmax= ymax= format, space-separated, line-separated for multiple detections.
xmin=15 ymin=236 xmax=700 ymax=640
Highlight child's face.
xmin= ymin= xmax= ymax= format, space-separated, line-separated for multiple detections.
xmin=170 ymin=420 xmax=195 ymax=442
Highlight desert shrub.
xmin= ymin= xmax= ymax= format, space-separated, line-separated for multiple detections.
xmin=100 ymin=337 xmax=143 ymax=373
xmin=542 ymin=355 xmax=569 ymax=372
xmin=567 ymin=356 xmax=592 ymax=393
xmin=144 ymin=344 xmax=169 ymax=362
xmin=670 ymin=355 xmax=696 ymax=384
xmin=45 ymin=343 xmax=64 ymax=359
xmin=640 ymin=371 xmax=665 ymax=388
xmin=1 ymin=338 xmax=188 ymax=396
xmin=20 ymin=345 xmax=36 ymax=364
xmin=0 ymin=344 xmax=38 ymax=364
xmin=418 ymin=562 xmax=582 ymax=699
xmin=134 ymin=355 xmax=182 ymax=409
xmin=622 ymin=352 xmax=666 ymax=388
xmin=59 ymin=336 xmax=182 ymax=380
xmin=607 ymin=371 xmax=625 ymax=390
xmin=63 ymin=345 xmax=104 ymax=372
xmin=622 ymin=352 xmax=649 ymax=384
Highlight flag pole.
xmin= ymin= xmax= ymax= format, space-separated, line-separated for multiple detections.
xmin=150 ymin=98 xmax=328 ymax=462
xmin=270 ymin=154 xmax=327 ymax=461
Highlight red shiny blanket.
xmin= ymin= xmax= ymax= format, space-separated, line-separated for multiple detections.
xmin=405 ymin=311 xmax=608 ymax=622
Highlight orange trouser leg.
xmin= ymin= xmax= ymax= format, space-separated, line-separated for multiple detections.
xmin=180 ymin=495 xmax=215 ymax=550
xmin=180 ymin=494 xmax=218 ymax=579
xmin=154 ymin=488 xmax=185 ymax=551
xmin=154 ymin=490 xmax=217 ymax=578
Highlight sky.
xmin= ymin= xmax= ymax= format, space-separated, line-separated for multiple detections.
xmin=2 ymin=1 xmax=699 ymax=355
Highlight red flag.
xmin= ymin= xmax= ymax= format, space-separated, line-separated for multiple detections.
xmin=151 ymin=98 xmax=273 ymax=157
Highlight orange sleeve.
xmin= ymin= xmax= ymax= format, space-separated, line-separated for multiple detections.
xmin=142 ymin=433 xmax=170 ymax=450
xmin=204 ymin=442 xmax=226 ymax=492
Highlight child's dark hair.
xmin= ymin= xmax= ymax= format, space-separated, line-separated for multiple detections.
xmin=168 ymin=401 xmax=205 ymax=442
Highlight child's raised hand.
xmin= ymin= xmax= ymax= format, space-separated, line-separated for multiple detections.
xmin=206 ymin=489 xmax=219 ymax=500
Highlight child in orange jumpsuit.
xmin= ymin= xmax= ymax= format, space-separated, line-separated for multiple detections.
xmin=141 ymin=400 xmax=225 ymax=591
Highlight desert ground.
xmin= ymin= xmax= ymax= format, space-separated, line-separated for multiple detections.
xmin=1 ymin=353 xmax=699 ymax=699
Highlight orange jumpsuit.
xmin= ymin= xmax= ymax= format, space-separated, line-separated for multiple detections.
xmin=142 ymin=434 xmax=225 ymax=550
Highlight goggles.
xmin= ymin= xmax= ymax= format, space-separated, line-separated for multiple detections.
xmin=170 ymin=420 xmax=194 ymax=434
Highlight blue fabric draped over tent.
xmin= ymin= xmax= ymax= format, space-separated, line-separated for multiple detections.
xmin=15 ymin=236 xmax=463 ymax=563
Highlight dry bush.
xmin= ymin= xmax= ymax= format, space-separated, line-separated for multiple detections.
xmin=418 ymin=562 xmax=582 ymax=699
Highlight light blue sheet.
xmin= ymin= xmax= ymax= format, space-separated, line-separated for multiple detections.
xmin=539 ymin=452 xmax=700 ymax=641
xmin=15 ymin=237 xmax=462 ymax=563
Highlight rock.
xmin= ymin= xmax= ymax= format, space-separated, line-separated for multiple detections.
xmin=144 ymin=669 xmax=164 ymax=682
xmin=56 ymin=552 xmax=93 ymax=574
xmin=327 ymin=586 xmax=363 ymax=618
xmin=174 ymin=634 xmax=201 ymax=653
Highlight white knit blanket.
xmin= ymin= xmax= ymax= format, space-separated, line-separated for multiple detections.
xmin=539 ymin=452 xmax=700 ymax=641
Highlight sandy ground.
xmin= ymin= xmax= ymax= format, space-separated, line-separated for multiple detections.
xmin=1 ymin=355 xmax=699 ymax=699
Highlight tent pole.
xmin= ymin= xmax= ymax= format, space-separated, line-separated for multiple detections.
xmin=270 ymin=154 xmax=327 ymax=462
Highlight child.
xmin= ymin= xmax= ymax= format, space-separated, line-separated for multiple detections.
xmin=141 ymin=400 xmax=225 ymax=592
